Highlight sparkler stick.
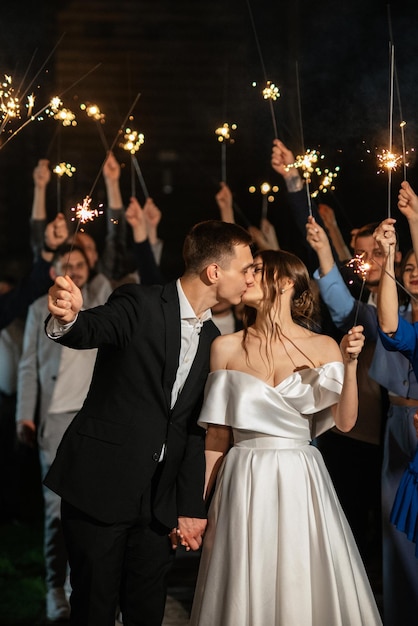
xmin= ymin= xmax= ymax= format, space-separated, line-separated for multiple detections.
xmin=295 ymin=61 xmax=312 ymax=217
xmin=120 ymin=126 xmax=148 ymax=199
xmin=87 ymin=92 xmax=141 ymax=199
xmin=64 ymin=93 xmax=142 ymax=273
xmin=132 ymin=156 xmax=149 ymax=200
xmin=246 ymin=0 xmax=279 ymax=138
xmin=387 ymin=5 xmax=408 ymax=181
xmin=80 ymin=103 xmax=109 ymax=152
xmin=215 ymin=123 xmax=236 ymax=183
xmin=387 ymin=43 xmax=395 ymax=218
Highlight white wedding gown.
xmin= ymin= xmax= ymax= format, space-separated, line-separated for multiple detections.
xmin=189 ymin=363 xmax=382 ymax=626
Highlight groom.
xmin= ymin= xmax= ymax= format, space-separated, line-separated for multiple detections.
xmin=44 ymin=220 xmax=254 ymax=626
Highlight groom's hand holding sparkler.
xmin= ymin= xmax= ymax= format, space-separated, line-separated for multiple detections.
xmin=48 ymin=275 xmax=83 ymax=325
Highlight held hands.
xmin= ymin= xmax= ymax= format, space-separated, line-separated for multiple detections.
xmin=48 ymin=275 xmax=83 ymax=324
xmin=340 ymin=326 xmax=365 ymax=363
xmin=373 ymin=218 xmax=397 ymax=256
xmin=16 ymin=420 xmax=36 ymax=447
xmin=170 ymin=516 xmax=207 ymax=552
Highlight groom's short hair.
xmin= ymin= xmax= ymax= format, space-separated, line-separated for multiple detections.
xmin=182 ymin=220 xmax=252 ymax=274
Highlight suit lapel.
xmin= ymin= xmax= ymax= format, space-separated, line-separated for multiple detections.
xmin=172 ymin=320 xmax=218 ymax=414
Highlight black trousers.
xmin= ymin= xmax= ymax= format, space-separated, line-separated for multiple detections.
xmin=61 ymin=499 xmax=174 ymax=626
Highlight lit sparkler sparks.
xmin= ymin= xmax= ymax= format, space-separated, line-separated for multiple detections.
xmin=81 ymin=102 xmax=107 ymax=150
xmin=249 ymin=182 xmax=279 ymax=221
xmin=286 ymin=149 xmax=322 ymax=181
xmin=121 ymin=127 xmax=145 ymax=154
xmin=376 ymin=148 xmax=403 ymax=173
xmin=43 ymin=96 xmax=77 ymax=126
xmin=311 ymin=166 xmax=340 ymax=198
xmin=0 ymin=74 xmax=20 ymax=120
xmin=26 ymin=93 xmax=35 ymax=117
xmin=80 ymin=102 xmax=105 ymax=122
xmin=346 ymin=253 xmax=371 ymax=326
xmin=262 ymin=81 xmax=280 ymax=101
xmin=346 ymin=253 xmax=371 ymax=282
xmin=120 ymin=126 xmax=148 ymax=198
xmin=215 ymin=122 xmax=237 ymax=143
xmin=70 ymin=196 xmax=103 ymax=225
xmin=215 ymin=123 xmax=237 ymax=183
xmin=53 ymin=162 xmax=76 ymax=177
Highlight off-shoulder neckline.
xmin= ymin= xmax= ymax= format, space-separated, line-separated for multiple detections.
xmin=208 ymin=362 xmax=343 ymax=391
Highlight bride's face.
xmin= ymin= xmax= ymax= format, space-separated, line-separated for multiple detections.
xmin=241 ymin=258 xmax=264 ymax=307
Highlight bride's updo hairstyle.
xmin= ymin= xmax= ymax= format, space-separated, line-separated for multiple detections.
xmin=243 ymin=249 xmax=319 ymax=331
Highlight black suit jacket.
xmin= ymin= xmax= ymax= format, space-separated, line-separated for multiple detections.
xmin=44 ymin=281 xmax=219 ymax=528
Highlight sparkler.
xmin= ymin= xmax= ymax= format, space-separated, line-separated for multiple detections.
xmin=120 ymin=126 xmax=148 ymax=198
xmin=0 ymin=63 xmax=101 ymax=151
xmin=345 ymin=254 xmax=371 ymax=326
xmin=215 ymin=122 xmax=236 ymax=183
xmin=246 ymin=0 xmax=280 ymax=138
xmin=249 ymin=182 xmax=279 ymax=222
xmin=310 ymin=166 xmax=340 ymax=198
xmin=81 ymin=102 xmax=108 ymax=151
xmin=53 ymin=162 xmax=76 ymax=214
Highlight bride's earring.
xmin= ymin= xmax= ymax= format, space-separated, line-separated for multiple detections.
xmin=280 ymin=288 xmax=285 ymax=294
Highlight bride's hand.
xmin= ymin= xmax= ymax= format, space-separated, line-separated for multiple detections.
xmin=340 ymin=325 xmax=365 ymax=362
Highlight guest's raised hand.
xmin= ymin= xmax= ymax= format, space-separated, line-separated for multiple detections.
xmin=398 ymin=181 xmax=418 ymax=223
xmin=373 ymin=218 xmax=397 ymax=256
xmin=44 ymin=213 xmax=69 ymax=251
xmin=103 ymin=151 xmax=121 ymax=182
xmin=305 ymin=216 xmax=331 ymax=253
xmin=271 ymin=139 xmax=295 ymax=178
xmin=215 ymin=182 xmax=234 ymax=223
xmin=125 ymin=197 xmax=147 ymax=242
xmin=33 ymin=158 xmax=51 ymax=189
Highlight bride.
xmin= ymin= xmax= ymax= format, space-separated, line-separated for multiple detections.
xmin=189 ymin=249 xmax=382 ymax=625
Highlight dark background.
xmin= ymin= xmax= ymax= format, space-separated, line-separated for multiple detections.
xmin=1 ymin=0 xmax=418 ymax=279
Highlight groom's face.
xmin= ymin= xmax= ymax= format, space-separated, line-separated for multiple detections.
xmin=216 ymin=244 xmax=254 ymax=306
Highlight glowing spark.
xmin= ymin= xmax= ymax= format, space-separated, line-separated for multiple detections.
xmin=47 ymin=96 xmax=62 ymax=114
xmin=80 ymin=102 xmax=105 ymax=123
xmin=215 ymin=122 xmax=237 ymax=143
xmin=120 ymin=127 xmax=145 ymax=154
xmin=346 ymin=254 xmax=371 ymax=281
xmin=285 ymin=149 xmax=321 ymax=181
xmin=70 ymin=196 xmax=103 ymax=224
xmin=53 ymin=162 xmax=76 ymax=177
xmin=311 ymin=166 xmax=340 ymax=197
xmin=26 ymin=93 xmax=35 ymax=117
xmin=262 ymin=81 xmax=280 ymax=101
xmin=0 ymin=74 xmax=20 ymax=120
xmin=55 ymin=108 xmax=77 ymax=126
xmin=377 ymin=148 xmax=402 ymax=173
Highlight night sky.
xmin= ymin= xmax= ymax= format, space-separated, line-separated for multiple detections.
xmin=1 ymin=0 xmax=418 ymax=277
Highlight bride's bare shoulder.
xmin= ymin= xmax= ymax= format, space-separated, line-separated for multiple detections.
xmin=210 ymin=331 xmax=244 ymax=369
